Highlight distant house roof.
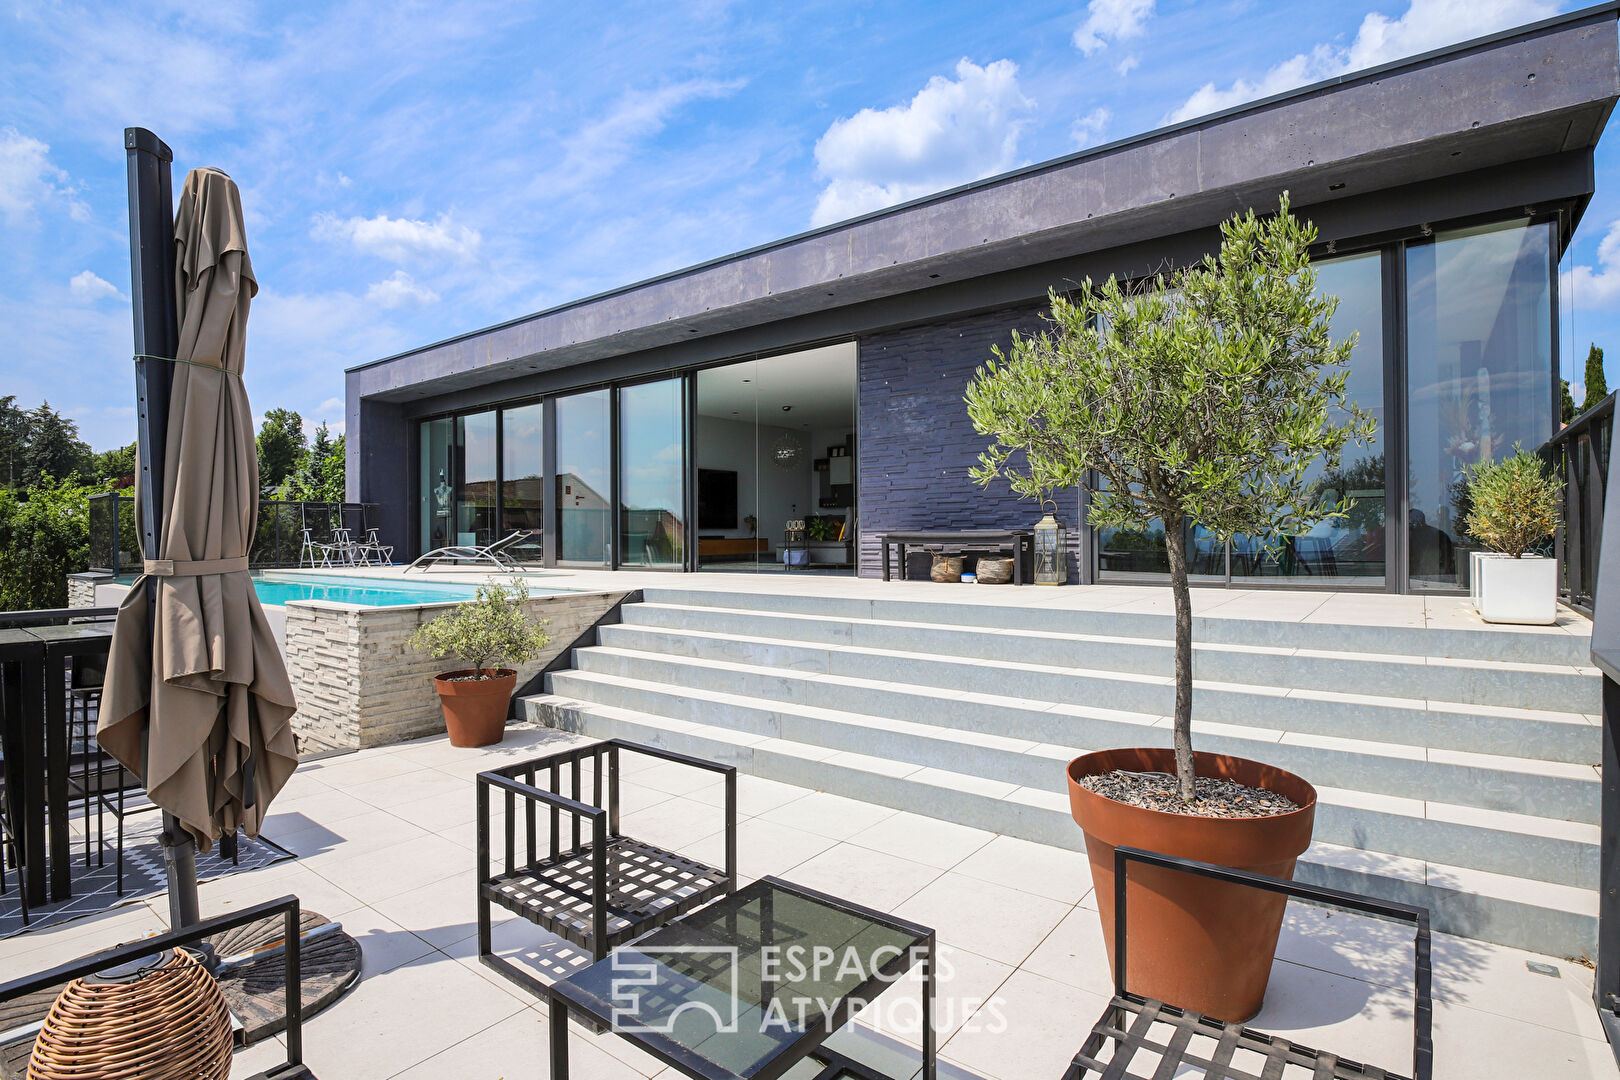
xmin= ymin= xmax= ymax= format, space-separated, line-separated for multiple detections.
xmin=350 ymin=3 xmax=1620 ymax=405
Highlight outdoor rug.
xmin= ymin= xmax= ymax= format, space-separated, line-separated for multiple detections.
xmin=0 ymin=811 xmax=293 ymax=939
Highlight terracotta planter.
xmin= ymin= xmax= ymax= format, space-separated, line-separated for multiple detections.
xmin=432 ymin=669 xmax=517 ymax=747
xmin=1067 ymin=748 xmax=1317 ymax=1023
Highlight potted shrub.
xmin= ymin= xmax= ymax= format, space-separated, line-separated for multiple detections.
xmin=966 ymin=195 xmax=1375 ymax=1022
xmin=409 ymin=578 xmax=552 ymax=747
xmin=1464 ymin=445 xmax=1561 ymax=624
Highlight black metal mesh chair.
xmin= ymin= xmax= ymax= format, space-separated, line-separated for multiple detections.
xmin=476 ymin=739 xmax=737 ymax=999
xmin=1064 ymin=846 xmax=1433 ymax=1080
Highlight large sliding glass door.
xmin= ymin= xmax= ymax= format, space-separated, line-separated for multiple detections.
xmin=454 ymin=411 xmax=498 ymax=548
xmin=419 ymin=417 xmax=455 ymax=553
xmin=1405 ymin=220 xmax=1554 ymax=590
xmin=501 ymin=403 xmax=545 ymax=563
xmin=1097 ymin=250 xmax=1389 ymax=586
xmin=618 ymin=378 xmax=686 ymax=568
xmin=555 ymin=389 xmax=612 ymax=564
xmin=1229 ymin=251 xmax=1387 ymax=586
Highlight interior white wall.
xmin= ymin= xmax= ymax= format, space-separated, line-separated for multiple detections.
xmin=694 ymin=414 xmax=811 ymax=551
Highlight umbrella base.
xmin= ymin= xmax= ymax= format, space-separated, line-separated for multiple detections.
xmin=0 ymin=910 xmax=360 ymax=1078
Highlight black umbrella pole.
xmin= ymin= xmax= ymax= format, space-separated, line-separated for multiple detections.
xmin=125 ymin=127 xmax=201 ymax=931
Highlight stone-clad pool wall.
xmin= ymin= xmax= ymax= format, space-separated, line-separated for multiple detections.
xmin=68 ymin=572 xmax=624 ymax=753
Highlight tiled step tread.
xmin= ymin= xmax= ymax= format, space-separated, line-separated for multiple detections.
xmin=570 ymin=646 xmax=1598 ymax=780
xmin=626 ymin=601 xmax=1595 ymax=678
xmin=603 ymin=619 xmax=1599 ymax=719
xmin=531 ymin=677 xmax=1599 ymax=838
xmin=518 ymin=701 xmax=1598 ymax=939
xmin=636 ymin=587 xmax=1595 ymax=666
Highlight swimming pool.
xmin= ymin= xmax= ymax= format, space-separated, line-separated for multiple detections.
xmin=112 ymin=573 xmax=569 ymax=608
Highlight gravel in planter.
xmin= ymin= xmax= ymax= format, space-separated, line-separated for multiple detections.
xmin=1079 ymin=769 xmax=1299 ymax=818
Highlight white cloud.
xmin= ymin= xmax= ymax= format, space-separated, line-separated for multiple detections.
xmin=1115 ymin=54 xmax=1141 ymax=77
xmin=811 ymin=59 xmax=1034 ymax=227
xmin=316 ymin=397 xmax=345 ymax=415
xmin=553 ymin=79 xmax=745 ymax=192
xmin=0 ymin=128 xmax=89 ymax=225
xmin=1168 ymin=0 xmax=1556 ymax=124
xmin=69 ymin=270 xmax=125 ymax=303
xmin=1564 ymin=220 xmax=1620 ymax=310
xmin=312 ymin=212 xmax=481 ymax=264
xmin=364 ymin=270 xmax=440 ymax=308
xmin=1073 ymin=0 xmax=1156 ymax=56
xmin=1071 ymin=107 xmax=1113 ymax=149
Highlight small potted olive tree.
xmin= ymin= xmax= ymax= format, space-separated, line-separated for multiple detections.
xmin=409 ymin=578 xmax=551 ymax=747
xmin=966 ymin=195 xmax=1374 ymax=1022
xmin=1465 ymin=446 xmax=1562 ymax=624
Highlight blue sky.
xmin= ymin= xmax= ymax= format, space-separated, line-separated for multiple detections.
xmin=2 ymin=0 xmax=1616 ymax=450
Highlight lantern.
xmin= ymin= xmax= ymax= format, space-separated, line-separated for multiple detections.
xmin=1033 ymin=505 xmax=1067 ymax=585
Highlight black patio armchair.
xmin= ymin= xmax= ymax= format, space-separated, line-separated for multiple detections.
xmin=0 ymin=894 xmax=319 ymax=1079
xmin=1064 ymin=846 xmax=1432 ymax=1080
xmin=475 ymin=739 xmax=737 ymax=999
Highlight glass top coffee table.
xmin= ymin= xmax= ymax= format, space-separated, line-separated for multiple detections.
xmin=547 ymin=876 xmax=936 ymax=1080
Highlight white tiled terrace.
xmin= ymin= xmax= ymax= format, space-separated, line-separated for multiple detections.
xmin=3 ymin=725 xmax=1613 ymax=1080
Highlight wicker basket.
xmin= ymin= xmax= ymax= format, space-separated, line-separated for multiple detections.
xmin=975 ymin=556 xmax=1014 ymax=584
xmin=929 ymin=553 xmax=965 ymax=582
xmin=29 ymin=948 xmax=233 ymax=1080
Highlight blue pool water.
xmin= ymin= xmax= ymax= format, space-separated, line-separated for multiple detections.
xmin=114 ymin=573 xmax=566 ymax=608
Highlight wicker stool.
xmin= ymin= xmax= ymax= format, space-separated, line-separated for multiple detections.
xmin=29 ymin=948 xmax=233 ymax=1080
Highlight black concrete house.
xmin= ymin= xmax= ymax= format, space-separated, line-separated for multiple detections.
xmin=347 ymin=4 xmax=1620 ymax=594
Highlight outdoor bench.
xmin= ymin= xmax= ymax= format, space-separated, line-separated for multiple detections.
xmin=878 ymin=529 xmax=1034 ymax=583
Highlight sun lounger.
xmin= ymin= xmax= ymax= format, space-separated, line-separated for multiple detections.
xmin=404 ymin=530 xmax=527 ymax=572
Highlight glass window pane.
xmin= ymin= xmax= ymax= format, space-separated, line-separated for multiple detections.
xmin=556 ymin=389 xmax=612 ymax=564
xmin=619 ymin=379 xmax=686 ymax=568
xmin=419 ymin=417 xmax=455 ymax=554
xmin=456 ymin=411 xmax=498 ymax=548
xmin=1406 ymin=220 xmax=1553 ymax=590
xmin=1231 ymin=250 xmax=1387 ymax=585
xmin=501 ymin=403 xmax=545 ymax=563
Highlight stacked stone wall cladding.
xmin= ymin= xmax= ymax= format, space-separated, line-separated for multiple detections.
xmin=857 ymin=303 xmax=1084 ymax=579
xmin=285 ymin=589 xmax=626 ymax=753
xmin=67 ymin=573 xmax=108 ymax=608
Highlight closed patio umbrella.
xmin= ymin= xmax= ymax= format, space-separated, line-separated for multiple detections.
xmin=99 ymin=166 xmax=297 ymax=858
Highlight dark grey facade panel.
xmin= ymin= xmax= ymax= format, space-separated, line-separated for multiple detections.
xmin=855 ymin=304 xmax=1082 ymax=580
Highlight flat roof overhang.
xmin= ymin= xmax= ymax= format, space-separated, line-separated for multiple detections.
xmin=349 ymin=3 xmax=1620 ymax=410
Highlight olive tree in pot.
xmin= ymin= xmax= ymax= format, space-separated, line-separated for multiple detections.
xmin=1464 ymin=446 xmax=1562 ymax=625
xmin=409 ymin=578 xmax=551 ymax=747
xmin=966 ymin=195 xmax=1375 ymax=1022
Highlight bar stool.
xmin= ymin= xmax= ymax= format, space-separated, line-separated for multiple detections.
xmin=0 ymin=774 xmax=29 ymax=926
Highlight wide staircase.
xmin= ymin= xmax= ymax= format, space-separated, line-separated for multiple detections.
xmin=521 ymin=585 xmax=1601 ymax=957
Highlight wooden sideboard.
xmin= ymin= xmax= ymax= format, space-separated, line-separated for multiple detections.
xmin=698 ymin=537 xmax=771 ymax=558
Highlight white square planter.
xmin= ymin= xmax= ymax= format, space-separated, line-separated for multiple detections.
xmin=1473 ymin=554 xmax=1557 ymax=625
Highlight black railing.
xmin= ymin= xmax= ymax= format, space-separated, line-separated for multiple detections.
xmin=86 ymin=494 xmax=383 ymax=572
xmin=86 ymin=490 xmax=137 ymax=574
xmin=1585 ymin=410 xmax=1620 ymax=1069
xmin=1541 ymin=392 xmax=1616 ymax=616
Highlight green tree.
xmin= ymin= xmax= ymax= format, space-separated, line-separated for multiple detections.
xmin=967 ymin=195 xmax=1375 ymax=801
xmin=1584 ymin=344 xmax=1607 ymax=412
xmin=1562 ymin=379 xmax=1577 ymax=425
xmin=21 ymin=402 xmax=93 ymax=487
xmin=315 ymin=434 xmax=347 ymax=502
xmin=91 ymin=441 xmax=138 ymax=487
xmin=256 ymin=408 xmax=306 ymax=494
xmin=0 ymin=396 xmax=27 ymax=489
xmin=0 ymin=475 xmax=97 ymax=609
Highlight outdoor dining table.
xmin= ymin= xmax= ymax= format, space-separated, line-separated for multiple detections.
xmin=0 ymin=620 xmax=114 ymax=907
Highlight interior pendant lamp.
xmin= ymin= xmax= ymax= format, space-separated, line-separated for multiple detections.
xmin=1033 ymin=501 xmax=1067 ymax=585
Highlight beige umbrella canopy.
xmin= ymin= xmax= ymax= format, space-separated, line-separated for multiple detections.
xmin=99 ymin=167 xmax=298 ymax=851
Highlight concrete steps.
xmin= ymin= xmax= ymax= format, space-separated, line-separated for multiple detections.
xmin=521 ymin=586 xmax=1601 ymax=956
